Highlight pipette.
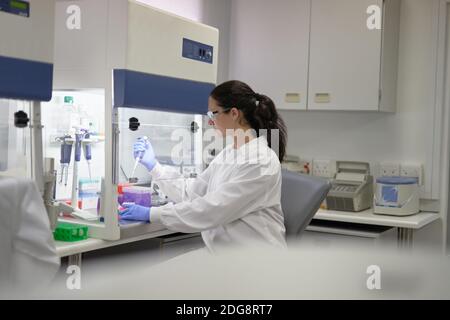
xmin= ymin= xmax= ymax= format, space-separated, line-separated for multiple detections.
xmin=58 ymin=135 xmax=72 ymax=186
xmin=83 ymin=132 xmax=93 ymax=180
xmin=130 ymin=136 xmax=148 ymax=179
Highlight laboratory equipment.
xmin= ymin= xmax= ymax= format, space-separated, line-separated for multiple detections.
xmin=121 ymin=186 xmax=152 ymax=207
xmin=130 ymin=136 xmax=149 ymax=181
xmin=150 ymin=183 xmax=168 ymax=206
xmin=79 ymin=177 xmax=101 ymax=210
xmin=53 ymin=223 xmax=89 ymax=242
xmin=0 ymin=0 xmax=57 ymax=228
xmin=67 ymin=128 xmax=102 ymax=220
xmin=128 ymin=177 xmax=139 ymax=184
xmin=57 ymin=135 xmax=73 ymax=186
xmin=118 ymin=184 xmax=167 ymax=208
xmin=282 ymin=155 xmax=311 ymax=174
xmin=71 ymin=127 xmax=89 ymax=212
xmin=55 ymin=127 xmax=104 ymax=188
xmin=50 ymin=127 xmax=103 ymax=221
xmin=0 ymin=109 xmax=8 ymax=171
xmin=326 ymin=161 xmax=374 ymax=212
xmin=374 ymin=176 xmax=420 ymax=216
xmin=83 ymin=133 xmax=93 ymax=180
xmin=51 ymin=0 xmax=218 ymax=240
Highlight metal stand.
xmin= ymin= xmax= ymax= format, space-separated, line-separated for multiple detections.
xmin=31 ymin=101 xmax=45 ymax=193
xmin=68 ymin=253 xmax=82 ymax=268
xmin=397 ymin=227 xmax=414 ymax=249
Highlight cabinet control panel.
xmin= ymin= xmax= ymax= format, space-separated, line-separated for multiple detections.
xmin=0 ymin=0 xmax=30 ymax=17
xmin=182 ymin=38 xmax=213 ymax=64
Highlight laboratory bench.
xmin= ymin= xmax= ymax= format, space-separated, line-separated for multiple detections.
xmin=308 ymin=209 xmax=440 ymax=248
xmin=55 ymin=209 xmax=440 ymax=266
xmin=55 ymin=222 xmax=178 ymax=266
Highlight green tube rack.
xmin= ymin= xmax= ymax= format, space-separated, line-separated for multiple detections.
xmin=53 ymin=223 xmax=89 ymax=242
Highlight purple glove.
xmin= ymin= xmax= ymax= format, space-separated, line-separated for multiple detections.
xmin=119 ymin=203 xmax=151 ymax=222
xmin=133 ymin=138 xmax=156 ymax=171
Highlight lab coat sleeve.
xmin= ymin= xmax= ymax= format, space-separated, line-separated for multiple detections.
xmin=150 ymin=162 xmax=279 ymax=233
xmin=12 ymin=180 xmax=60 ymax=287
xmin=149 ymin=162 xmax=210 ymax=203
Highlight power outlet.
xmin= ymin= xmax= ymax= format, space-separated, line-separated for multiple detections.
xmin=312 ymin=159 xmax=335 ymax=178
xmin=380 ymin=162 xmax=400 ymax=177
xmin=400 ymin=164 xmax=423 ymax=185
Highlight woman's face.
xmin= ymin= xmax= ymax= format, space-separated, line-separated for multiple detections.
xmin=208 ymin=96 xmax=240 ymax=136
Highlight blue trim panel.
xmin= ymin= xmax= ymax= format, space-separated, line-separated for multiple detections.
xmin=113 ymin=69 xmax=215 ymax=115
xmin=0 ymin=55 xmax=53 ymax=101
xmin=376 ymin=176 xmax=418 ymax=185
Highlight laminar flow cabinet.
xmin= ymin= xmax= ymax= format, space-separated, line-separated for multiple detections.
xmin=44 ymin=0 xmax=218 ymax=241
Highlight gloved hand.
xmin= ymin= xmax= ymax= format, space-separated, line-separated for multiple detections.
xmin=119 ymin=203 xmax=151 ymax=222
xmin=133 ymin=138 xmax=156 ymax=171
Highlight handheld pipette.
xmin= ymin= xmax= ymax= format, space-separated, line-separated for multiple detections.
xmin=83 ymin=132 xmax=93 ymax=180
xmin=130 ymin=136 xmax=148 ymax=179
xmin=58 ymin=135 xmax=72 ymax=186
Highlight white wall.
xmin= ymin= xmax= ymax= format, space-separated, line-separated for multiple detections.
xmin=233 ymin=0 xmax=437 ymax=200
xmin=201 ymin=0 xmax=231 ymax=83
xmin=136 ymin=0 xmax=204 ymax=22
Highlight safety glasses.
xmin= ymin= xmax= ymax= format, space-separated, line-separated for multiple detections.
xmin=207 ymin=110 xmax=227 ymax=120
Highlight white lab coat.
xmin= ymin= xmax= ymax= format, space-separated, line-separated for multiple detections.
xmin=150 ymin=136 xmax=287 ymax=252
xmin=0 ymin=176 xmax=60 ymax=294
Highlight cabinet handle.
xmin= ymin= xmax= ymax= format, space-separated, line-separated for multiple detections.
xmin=285 ymin=93 xmax=301 ymax=103
xmin=315 ymin=93 xmax=331 ymax=103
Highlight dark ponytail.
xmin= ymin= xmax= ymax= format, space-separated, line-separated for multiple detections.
xmin=210 ymin=80 xmax=287 ymax=162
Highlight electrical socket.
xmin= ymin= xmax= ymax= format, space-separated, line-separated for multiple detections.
xmin=312 ymin=159 xmax=335 ymax=178
xmin=380 ymin=162 xmax=400 ymax=177
xmin=400 ymin=163 xmax=423 ymax=185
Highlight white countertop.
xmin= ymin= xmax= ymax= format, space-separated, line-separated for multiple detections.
xmin=56 ymin=209 xmax=440 ymax=257
xmin=314 ymin=208 xmax=440 ymax=229
xmin=55 ymin=226 xmax=175 ymax=257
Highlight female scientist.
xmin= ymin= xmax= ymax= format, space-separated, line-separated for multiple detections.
xmin=119 ymin=80 xmax=288 ymax=251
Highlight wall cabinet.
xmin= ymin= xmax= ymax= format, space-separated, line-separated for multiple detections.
xmin=229 ymin=0 xmax=311 ymax=111
xmin=229 ymin=0 xmax=400 ymax=112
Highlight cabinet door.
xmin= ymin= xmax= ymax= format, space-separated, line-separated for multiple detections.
xmin=308 ymin=0 xmax=383 ymax=111
xmin=229 ymin=0 xmax=310 ymax=110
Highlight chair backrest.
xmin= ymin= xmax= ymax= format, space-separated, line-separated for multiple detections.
xmin=281 ymin=169 xmax=331 ymax=240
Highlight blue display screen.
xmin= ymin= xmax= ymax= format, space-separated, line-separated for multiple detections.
xmin=382 ymin=185 xmax=398 ymax=204
xmin=182 ymin=38 xmax=214 ymax=64
xmin=0 ymin=0 xmax=30 ymax=18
